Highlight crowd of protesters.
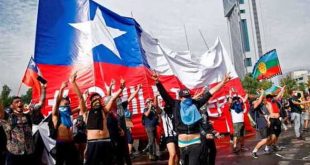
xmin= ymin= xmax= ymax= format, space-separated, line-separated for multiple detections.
xmin=1 ymin=71 xmax=310 ymax=165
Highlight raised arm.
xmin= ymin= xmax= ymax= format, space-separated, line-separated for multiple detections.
xmin=242 ymin=94 xmax=249 ymax=103
xmin=104 ymin=79 xmax=125 ymax=112
xmin=192 ymin=87 xmax=206 ymax=100
xmin=128 ymin=84 xmax=141 ymax=103
xmin=70 ymin=72 xmax=87 ymax=114
xmin=153 ymin=72 xmax=174 ymax=106
xmin=154 ymin=94 xmax=162 ymax=114
xmin=107 ymin=79 xmax=115 ymax=96
xmin=52 ymin=81 xmax=68 ymax=127
xmin=275 ymin=86 xmax=285 ymax=100
xmin=34 ymin=82 xmax=47 ymax=110
xmin=253 ymin=89 xmax=264 ymax=109
xmin=209 ymin=74 xmax=231 ymax=95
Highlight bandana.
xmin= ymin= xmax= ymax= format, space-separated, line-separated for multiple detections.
xmin=59 ymin=106 xmax=73 ymax=128
xmin=180 ymin=98 xmax=201 ymax=125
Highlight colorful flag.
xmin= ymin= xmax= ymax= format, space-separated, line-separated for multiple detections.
xmin=252 ymin=49 xmax=282 ymax=80
xmin=34 ymin=0 xmax=252 ymax=138
xmin=22 ymin=57 xmax=41 ymax=99
xmin=265 ymin=85 xmax=282 ymax=95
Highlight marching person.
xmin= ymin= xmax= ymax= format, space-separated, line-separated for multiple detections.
xmin=143 ymin=97 xmax=160 ymax=161
xmin=250 ymin=89 xmax=271 ymax=158
xmin=154 ymin=72 xmax=230 ymax=165
xmin=228 ymin=89 xmax=248 ymax=153
xmin=265 ymin=87 xmax=285 ymax=152
xmin=289 ymin=91 xmax=310 ymax=140
xmin=156 ymin=95 xmax=179 ymax=165
xmin=52 ymin=74 xmax=81 ymax=165
xmin=81 ymin=79 xmax=125 ymax=165
xmin=0 ymin=80 xmax=46 ymax=165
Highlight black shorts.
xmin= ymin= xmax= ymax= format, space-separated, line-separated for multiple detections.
xmin=165 ymin=136 xmax=177 ymax=145
xmin=269 ymin=118 xmax=281 ymax=137
xmin=258 ymin=127 xmax=270 ymax=139
xmin=86 ymin=139 xmax=113 ymax=165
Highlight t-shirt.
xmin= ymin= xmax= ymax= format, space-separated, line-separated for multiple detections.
xmin=143 ymin=106 xmax=158 ymax=128
xmin=289 ymin=97 xmax=302 ymax=114
xmin=160 ymin=107 xmax=176 ymax=137
xmin=230 ymin=109 xmax=244 ymax=123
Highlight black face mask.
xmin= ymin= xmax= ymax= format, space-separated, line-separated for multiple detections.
xmin=91 ymin=99 xmax=102 ymax=110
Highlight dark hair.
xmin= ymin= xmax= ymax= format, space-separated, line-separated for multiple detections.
xmin=266 ymin=94 xmax=274 ymax=100
xmin=297 ymin=93 xmax=302 ymax=98
xmin=10 ymin=96 xmax=21 ymax=104
xmin=89 ymin=93 xmax=101 ymax=101
xmin=61 ymin=96 xmax=70 ymax=103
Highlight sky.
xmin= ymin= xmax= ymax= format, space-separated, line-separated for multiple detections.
xmin=0 ymin=0 xmax=309 ymax=94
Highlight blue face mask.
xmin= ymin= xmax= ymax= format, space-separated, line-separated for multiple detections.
xmin=59 ymin=106 xmax=73 ymax=128
xmin=180 ymin=98 xmax=202 ymax=125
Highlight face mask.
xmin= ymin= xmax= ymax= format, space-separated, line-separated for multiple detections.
xmin=59 ymin=106 xmax=73 ymax=128
xmin=91 ymin=99 xmax=102 ymax=110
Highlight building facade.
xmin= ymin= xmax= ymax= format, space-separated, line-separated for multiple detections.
xmin=223 ymin=0 xmax=265 ymax=78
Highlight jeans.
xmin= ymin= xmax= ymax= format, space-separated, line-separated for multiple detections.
xmin=179 ymin=143 xmax=202 ymax=165
xmin=291 ymin=112 xmax=302 ymax=137
xmin=145 ymin=127 xmax=156 ymax=156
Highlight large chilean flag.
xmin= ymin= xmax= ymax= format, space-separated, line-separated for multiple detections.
xmin=34 ymin=0 xmax=252 ymax=138
xmin=34 ymin=0 xmax=157 ymax=138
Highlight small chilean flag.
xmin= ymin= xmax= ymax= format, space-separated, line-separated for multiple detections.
xmin=22 ymin=57 xmax=41 ymax=99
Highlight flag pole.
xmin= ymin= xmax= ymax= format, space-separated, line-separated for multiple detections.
xmin=198 ymin=29 xmax=209 ymax=49
xmin=17 ymin=56 xmax=32 ymax=96
xmin=183 ymin=24 xmax=190 ymax=52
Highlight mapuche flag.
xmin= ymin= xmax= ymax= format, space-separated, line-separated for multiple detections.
xmin=252 ymin=49 xmax=282 ymax=80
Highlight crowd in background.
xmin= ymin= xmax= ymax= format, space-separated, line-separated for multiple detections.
xmin=0 ymin=71 xmax=310 ymax=165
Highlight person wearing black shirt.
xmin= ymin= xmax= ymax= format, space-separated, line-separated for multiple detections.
xmin=289 ymin=92 xmax=310 ymax=140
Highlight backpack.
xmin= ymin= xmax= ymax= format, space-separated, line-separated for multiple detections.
xmin=231 ymin=99 xmax=244 ymax=114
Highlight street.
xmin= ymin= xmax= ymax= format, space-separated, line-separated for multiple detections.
xmin=133 ymin=127 xmax=310 ymax=165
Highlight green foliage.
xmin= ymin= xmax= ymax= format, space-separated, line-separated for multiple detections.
xmin=21 ymin=88 xmax=32 ymax=104
xmin=0 ymin=85 xmax=32 ymax=108
xmin=241 ymin=74 xmax=272 ymax=95
xmin=0 ymin=85 xmax=12 ymax=107
xmin=280 ymin=76 xmax=298 ymax=98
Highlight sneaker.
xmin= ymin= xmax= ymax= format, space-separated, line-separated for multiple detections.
xmin=130 ymin=153 xmax=135 ymax=160
xmin=297 ymin=136 xmax=305 ymax=141
xmin=272 ymin=145 xmax=282 ymax=151
xmin=252 ymin=152 xmax=258 ymax=159
xmin=264 ymin=148 xmax=272 ymax=154
xmin=149 ymin=155 xmax=157 ymax=161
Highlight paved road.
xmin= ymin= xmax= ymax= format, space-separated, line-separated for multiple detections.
xmin=132 ymin=127 xmax=310 ymax=165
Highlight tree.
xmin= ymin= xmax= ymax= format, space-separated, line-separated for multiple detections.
xmin=21 ymin=88 xmax=32 ymax=104
xmin=241 ymin=74 xmax=272 ymax=95
xmin=0 ymin=85 xmax=12 ymax=107
xmin=280 ymin=76 xmax=298 ymax=98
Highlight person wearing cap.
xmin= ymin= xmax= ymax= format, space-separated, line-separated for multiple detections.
xmin=153 ymin=72 xmax=230 ymax=165
xmin=79 ymin=79 xmax=125 ymax=165
xmin=264 ymin=86 xmax=285 ymax=152
xmin=52 ymin=73 xmax=81 ymax=165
